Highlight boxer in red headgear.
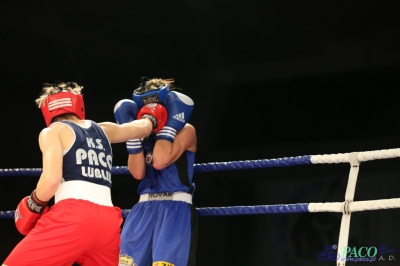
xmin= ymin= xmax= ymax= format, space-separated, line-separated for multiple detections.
xmin=40 ymin=87 xmax=85 ymax=127
xmin=3 ymin=81 xmax=168 ymax=266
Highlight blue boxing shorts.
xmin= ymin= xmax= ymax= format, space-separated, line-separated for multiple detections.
xmin=119 ymin=192 xmax=198 ymax=266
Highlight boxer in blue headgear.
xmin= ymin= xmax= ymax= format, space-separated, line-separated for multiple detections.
xmin=123 ymin=77 xmax=194 ymax=144
xmin=114 ymin=77 xmax=198 ymax=266
xmin=132 ymin=77 xmax=172 ymax=109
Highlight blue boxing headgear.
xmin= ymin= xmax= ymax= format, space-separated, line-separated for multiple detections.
xmin=132 ymin=77 xmax=171 ymax=109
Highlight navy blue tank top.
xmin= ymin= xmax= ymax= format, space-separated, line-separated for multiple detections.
xmin=138 ymin=134 xmax=195 ymax=195
xmin=57 ymin=120 xmax=113 ymax=188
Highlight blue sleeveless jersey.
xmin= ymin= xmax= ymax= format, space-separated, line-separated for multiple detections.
xmin=57 ymin=120 xmax=113 ymax=188
xmin=138 ymin=134 xmax=195 ymax=195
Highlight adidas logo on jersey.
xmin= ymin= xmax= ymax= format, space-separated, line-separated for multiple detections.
xmin=172 ymin=112 xmax=185 ymax=123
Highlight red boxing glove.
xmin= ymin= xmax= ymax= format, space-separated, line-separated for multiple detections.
xmin=15 ymin=190 xmax=49 ymax=235
xmin=137 ymin=103 xmax=168 ymax=133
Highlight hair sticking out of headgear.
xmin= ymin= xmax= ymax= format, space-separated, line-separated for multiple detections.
xmin=133 ymin=77 xmax=181 ymax=95
xmin=36 ymin=81 xmax=86 ymax=127
xmin=132 ymin=77 xmax=183 ymax=108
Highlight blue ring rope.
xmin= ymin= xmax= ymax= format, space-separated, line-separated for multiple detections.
xmin=1 ymin=148 xmax=400 ymax=219
xmin=0 ymin=156 xmax=312 ymax=177
xmin=0 ymin=203 xmax=310 ymax=219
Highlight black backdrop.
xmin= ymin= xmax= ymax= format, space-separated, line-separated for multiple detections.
xmin=1 ymin=1 xmax=400 ymax=265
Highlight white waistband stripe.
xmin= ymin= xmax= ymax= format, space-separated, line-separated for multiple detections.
xmin=55 ymin=180 xmax=113 ymax=207
xmin=139 ymin=192 xmax=192 ymax=204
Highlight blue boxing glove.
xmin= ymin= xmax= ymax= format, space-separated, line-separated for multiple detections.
xmin=114 ymin=99 xmax=139 ymax=124
xmin=113 ymin=99 xmax=143 ymax=154
xmin=156 ymin=91 xmax=194 ymax=142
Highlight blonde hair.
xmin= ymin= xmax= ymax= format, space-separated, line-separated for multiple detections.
xmin=35 ymin=81 xmax=83 ymax=107
xmin=143 ymin=78 xmax=175 ymax=90
xmin=134 ymin=77 xmax=179 ymax=95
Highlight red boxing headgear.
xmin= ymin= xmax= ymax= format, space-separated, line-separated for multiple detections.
xmin=40 ymin=91 xmax=85 ymax=126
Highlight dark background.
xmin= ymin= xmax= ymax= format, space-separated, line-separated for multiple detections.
xmin=1 ymin=1 xmax=400 ymax=265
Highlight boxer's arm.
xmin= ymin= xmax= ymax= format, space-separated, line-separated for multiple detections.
xmin=127 ymin=153 xmax=146 ymax=180
xmin=157 ymin=91 xmax=194 ymax=142
xmin=153 ymin=123 xmax=196 ymax=170
xmin=35 ymin=127 xmax=63 ymax=202
xmin=99 ymin=119 xmax=153 ymax=144
xmin=113 ymin=99 xmax=144 ymax=154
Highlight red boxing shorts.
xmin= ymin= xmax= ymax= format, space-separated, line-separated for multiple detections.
xmin=4 ymin=199 xmax=123 ymax=266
